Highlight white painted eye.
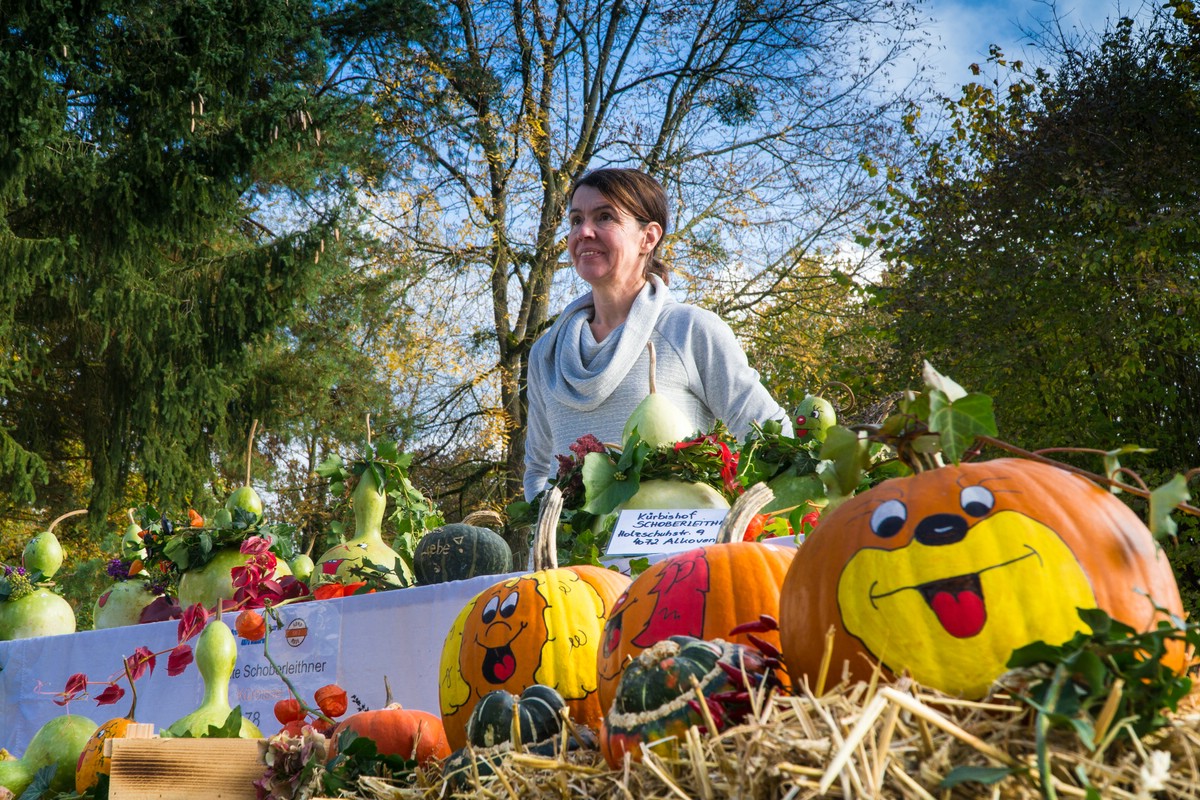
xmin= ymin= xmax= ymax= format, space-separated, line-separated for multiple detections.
xmin=960 ymin=485 xmax=995 ymax=517
xmin=481 ymin=595 xmax=501 ymax=623
xmin=499 ymin=592 xmax=520 ymax=618
xmin=870 ymin=499 xmax=907 ymax=538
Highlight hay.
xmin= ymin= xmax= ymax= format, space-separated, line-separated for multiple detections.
xmin=333 ymin=674 xmax=1200 ymax=800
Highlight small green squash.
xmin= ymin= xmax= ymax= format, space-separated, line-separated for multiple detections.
xmin=465 ymin=684 xmax=566 ymax=749
xmin=599 ymin=636 xmax=773 ymax=767
xmin=414 ymin=512 xmax=512 ymax=585
xmin=443 ymin=684 xmax=582 ymax=790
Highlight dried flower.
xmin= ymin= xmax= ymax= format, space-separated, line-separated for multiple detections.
xmin=255 ymin=727 xmax=330 ymax=800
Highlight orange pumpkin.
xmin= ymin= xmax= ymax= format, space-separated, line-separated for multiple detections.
xmin=331 ymin=686 xmax=451 ymax=767
xmin=597 ymin=539 xmax=794 ymax=714
xmin=75 ymin=717 xmax=152 ymax=793
xmin=438 ymin=489 xmax=630 ymax=749
xmin=778 ymin=458 xmax=1186 ymax=699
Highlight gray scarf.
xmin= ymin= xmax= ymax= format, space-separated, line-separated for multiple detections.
xmin=534 ymin=275 xmax=672 ymax=411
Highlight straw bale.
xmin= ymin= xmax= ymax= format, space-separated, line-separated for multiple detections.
xmin=330 ymin=674 xmax=1200 ymax=800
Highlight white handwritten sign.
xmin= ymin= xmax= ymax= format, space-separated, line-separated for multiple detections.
xmin=605 ymin=508 xmax=729 ymax=556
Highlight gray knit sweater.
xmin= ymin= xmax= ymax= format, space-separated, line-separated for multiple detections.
xmin=523 ymin=276 xmax=792 ymax=500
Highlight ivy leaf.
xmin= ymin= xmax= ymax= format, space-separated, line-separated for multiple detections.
xmin=17 ymin=765 xmax=56 ymax=800
xmin=818 ymin=426 xmax=869 ymax=498
xmin=928 ymin=391 xmax=997 ymax=464
xmin=1101 ymin=444 xmax=1153 ymax=494
xmin=1148 ymin=474 xmax=1190 ymax=540
xmin=922 ymin=360 xmax=968 ymax=401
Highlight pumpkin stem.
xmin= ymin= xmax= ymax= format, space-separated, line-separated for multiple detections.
xmin=532 ymin=487 xmax=563 ymax=571
xmin=715 ymin=483 xmax=774 ymax=544
xmin=48 ymin=508 xmax=88 ymax=533
xmin=365 ymin=412 xmax=373 ymax=448
xmin=383 ymin=674 xmax=395 ymax=707
xmin=243 ymin=419 xmax=259 ymax=488
xmin=127 ymin=508 xmax=137 ymax=526
xmin=462 ymin=509 xmax=504 ymax=529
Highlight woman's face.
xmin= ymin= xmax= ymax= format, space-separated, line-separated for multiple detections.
xmin=567 ymin=185 xmax=662 ymax=291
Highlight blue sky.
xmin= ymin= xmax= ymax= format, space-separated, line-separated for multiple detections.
xmin=916 ymin=0 xmax=1153 ymax=95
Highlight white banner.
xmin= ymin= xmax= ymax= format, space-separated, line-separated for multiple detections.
xmin=0 ymin=573 xmax=515 ymax=755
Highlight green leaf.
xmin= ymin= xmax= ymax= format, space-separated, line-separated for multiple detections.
xmin=582 ymin=452 xmax=640 ymax=515
xmin=939 ymin=765 xmax=1018 ymax=788
xmin=1101 ymin=445 xmax=1153 ymax=494
xmin=928 ymin=391 xmax=997 ymax=463
xmin=921 ymin=360 xmax=968 ymax=402
xmin=818 ymin=425 xmax=870 ymax=497
xmin=316 ymin=455 xmax=346 ymax=479
xmin=17 ymin=765 xmax=56 ymax=800
xmin=1149 ymin=474 xmax=1190 ymax=540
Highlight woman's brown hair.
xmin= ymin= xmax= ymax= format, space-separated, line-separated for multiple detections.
xmin=569 ymin=167 xmax=670 ymax=284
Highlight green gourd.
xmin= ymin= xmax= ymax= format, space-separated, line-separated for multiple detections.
xmin=93 ymin=577 xmax=160 ymax=629
xmin=21 ymin=509 xmax=84 ymax=579
xmin=413 ymin=514 xmax=512 ymax=585
xmin=314 ymin=466 xmax=410 ymax=587
xmin=176 ymin=547 xmax=292 ymax=609
xmin=2 ymin=713 xmax=98 ymax=794
xmin=0 ymin=587 xmax=76 ymax=640
xmin=121 ymin=508 xmax=148 ymax=561
xmin=793 ymin=394 xmax=836 ymax=443
xmin=165 ymin=617 xmax=263 ymax=738
xmin=620 ymin=479 xmax=730 ymax=511
xmin=621 ymin=341 xmax=694 ymax=448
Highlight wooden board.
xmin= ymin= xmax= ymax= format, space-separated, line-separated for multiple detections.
xmin=108 ymin=738 xmax=266 ymax=800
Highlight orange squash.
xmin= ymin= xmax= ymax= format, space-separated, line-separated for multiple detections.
xmin=778 ymin=458 xmax=1186 ymax=699
xmin=75 ymin=717 xmax=152 ymax=793
xmin=330 ymin=679 xmax=450 ymax=767
xmin=438 ymin=489 xmax=630 ymax=749
xmin=596 ymin=497 xmax=794 ymax=714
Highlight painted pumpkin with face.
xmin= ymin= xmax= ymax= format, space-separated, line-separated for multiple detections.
xmin=438 ymin=489 xmax=630 ymax=749
xmin=596 ymin=540 xmax=794 ymax=715
xmin=778 ymin=458 xmax=1186 ymax=698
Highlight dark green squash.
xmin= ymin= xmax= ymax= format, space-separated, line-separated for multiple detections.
xmin=599 ymin=636 xmax=774 ymax=767
xmin=465 ymin=683 xmax=566 ymax=749
xmin=442 ymin=684 xmax=581 ymax=790
xmin=413 ymin=514 xmax=512 ymax=585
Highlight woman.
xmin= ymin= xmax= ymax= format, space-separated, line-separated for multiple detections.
xmin=523 ymin=167 xmax=791 ymax=501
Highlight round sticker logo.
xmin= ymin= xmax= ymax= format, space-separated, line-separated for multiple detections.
xmin=285 ymin=618 xmax=308 ymax=647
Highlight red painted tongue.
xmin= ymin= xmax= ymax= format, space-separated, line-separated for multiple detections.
xmin=929 ymin=589 xmax=987 ymax=638
xmin=493 ymin=653 xmax=516 ymax=681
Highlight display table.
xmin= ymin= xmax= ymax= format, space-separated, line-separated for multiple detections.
xmin=0 ymin=572 xmax=516 ymax=755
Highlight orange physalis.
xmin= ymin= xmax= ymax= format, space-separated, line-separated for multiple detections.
xmin=314 ymin=684 xmax=348 ymax=718
xmin=235 ymin=610 xmax=266 ymax=641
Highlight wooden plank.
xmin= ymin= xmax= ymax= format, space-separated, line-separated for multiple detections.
xmin=108 ymin=738 xmax=266 ymax=800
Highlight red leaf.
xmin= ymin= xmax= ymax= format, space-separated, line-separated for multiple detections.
xmin=126 ymin=646 xmax=156 ymax=681
xmin=64 ymin=672 xmax=88 ymax=695
xmin=94 ymin=684 xmax=126 ymax=706
xmin=177 ymin=603 xmax=210 ymax=642
xmin=239 ymin=536 xmax=272 ymax=556
xmin=167 ymin=644 xmax=194 ymax=676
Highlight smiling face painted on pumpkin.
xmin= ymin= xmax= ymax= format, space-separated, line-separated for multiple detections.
xmin=837 ymin=471 xmax=1098 ymax=697
xmin=462 ymin=577 xmax=547 ymax=698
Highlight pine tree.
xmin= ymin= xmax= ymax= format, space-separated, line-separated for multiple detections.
xmin=0 ymin=0 xmax=434 ymax=528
